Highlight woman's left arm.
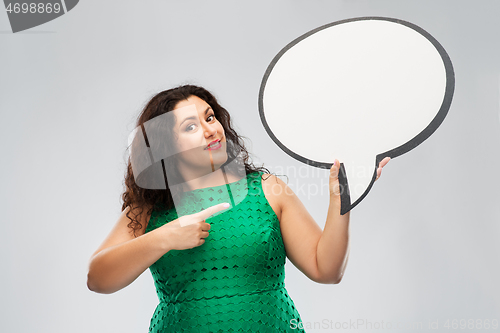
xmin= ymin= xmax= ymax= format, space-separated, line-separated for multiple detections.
xmin=270 ymin=157 xmax=390 ymax=284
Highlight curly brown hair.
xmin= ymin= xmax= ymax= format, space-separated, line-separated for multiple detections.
xmin=121 ymin=85 xmax=271 ymax=237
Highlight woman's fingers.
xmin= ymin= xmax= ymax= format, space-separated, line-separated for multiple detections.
xmin=180 ymin=202 xmax=230 ymax=227
xmin=329 ymin=159 xmax=342 ymax=196
xmin=330 ymin=159 xmax=339 ymax=179
xmin=379 ymin=157 xmax=391 ymax=168
xmin=330 ymin=157 xmax=390 ymax=185
xmin=197 ymin=202 xmax=230 ymax=220
xmin=375 ymin=157 xmax=391 ymax=181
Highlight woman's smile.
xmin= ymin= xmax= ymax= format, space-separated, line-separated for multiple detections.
xmin=205 ymin=139 xmax=222 ymax=150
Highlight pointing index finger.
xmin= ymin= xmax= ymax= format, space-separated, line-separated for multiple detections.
xmin=197 ymin=202 xmax=231 ymax=220
xmin=179 ymin=203 xmax=231 ymax=227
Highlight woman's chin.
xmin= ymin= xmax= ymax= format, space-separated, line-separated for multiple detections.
xmin=212 ymin=156 xmax=228 ymax=169
xmin=210 ymin=149 xmax=228 ymax=162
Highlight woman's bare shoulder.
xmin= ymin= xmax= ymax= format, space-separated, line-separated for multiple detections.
xmin=260 ymin=173 xmax=290 ymax=221
xmin=260 ymin=173 xmax=289 ymax=189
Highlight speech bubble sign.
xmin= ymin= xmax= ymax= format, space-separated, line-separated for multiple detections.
xmin=259 ymin=17 xmax=455 ymax=214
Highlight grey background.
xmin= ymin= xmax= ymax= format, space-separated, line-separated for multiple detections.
xmin=1 ymin=1 xmax=499 ymax=332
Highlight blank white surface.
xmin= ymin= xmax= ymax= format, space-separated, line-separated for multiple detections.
xmin=262 ymin=18 xmax=448 ymax=203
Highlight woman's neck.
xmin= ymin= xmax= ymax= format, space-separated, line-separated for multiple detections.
xmin=181 ymin=168 xmax=229 ymax=191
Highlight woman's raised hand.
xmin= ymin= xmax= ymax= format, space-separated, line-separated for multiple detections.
xmin=329 ymin=157 xmax=391 ymax=197
xmin=159 ymin=202 xmax=230 ymax=251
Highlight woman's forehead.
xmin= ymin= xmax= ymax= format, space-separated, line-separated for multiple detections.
xmin=173 ymin=98 xmax=214 ymax=124
xmin=173 ymin=103 xmax=198 ymax=115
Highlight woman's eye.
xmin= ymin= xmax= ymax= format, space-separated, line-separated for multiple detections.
xmin=185 ymin=124 xmax=196 ymax=132
xmin=207 ymin=114 xmax=215 ymax=122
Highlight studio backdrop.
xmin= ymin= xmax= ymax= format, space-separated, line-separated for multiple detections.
xmin=1 ymin=1 xmax=499 ymax=332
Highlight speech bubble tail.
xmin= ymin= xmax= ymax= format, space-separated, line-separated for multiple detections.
xmin=338 ymin=163 xmax=352 ymax=215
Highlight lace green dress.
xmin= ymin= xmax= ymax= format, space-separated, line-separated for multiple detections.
xmin=144 ymin=171 xmax=305 ymax=332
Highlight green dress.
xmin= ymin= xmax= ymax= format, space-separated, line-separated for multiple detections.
xmin=145 ymin=171 xmax=305 ymax=332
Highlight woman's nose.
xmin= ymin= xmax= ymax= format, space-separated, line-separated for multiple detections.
xmin=204 ymin=124 xmax=218 ymax=138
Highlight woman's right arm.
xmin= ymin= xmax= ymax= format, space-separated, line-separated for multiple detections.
xmin=87 ymin=202 xmax=229 ymax=294
xmin=86 ymin=206 xmax=169 ymax=294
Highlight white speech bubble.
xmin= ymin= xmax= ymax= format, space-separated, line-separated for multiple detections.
xmin=259 ymin=17 xmax=454 ymax=214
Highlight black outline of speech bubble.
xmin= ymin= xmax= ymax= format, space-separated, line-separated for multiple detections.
xmin=258 ymin=16 xmax=455 ymax=214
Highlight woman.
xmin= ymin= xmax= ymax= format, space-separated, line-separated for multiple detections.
xmin=87 ymin=85 xmax=390 ymax=332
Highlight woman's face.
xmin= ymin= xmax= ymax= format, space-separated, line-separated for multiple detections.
xmin=172 ymin=95 xmax=227 ymax=174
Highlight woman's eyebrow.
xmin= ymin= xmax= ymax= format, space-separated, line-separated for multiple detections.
xmin=179 ymin=116 xmax=196 ymax=128
xmin=178 ymin=107 xmax=212 ymax=128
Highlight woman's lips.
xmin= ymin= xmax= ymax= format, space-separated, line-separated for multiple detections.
xmin=205 ymin=140 xmax=222 ymax=150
